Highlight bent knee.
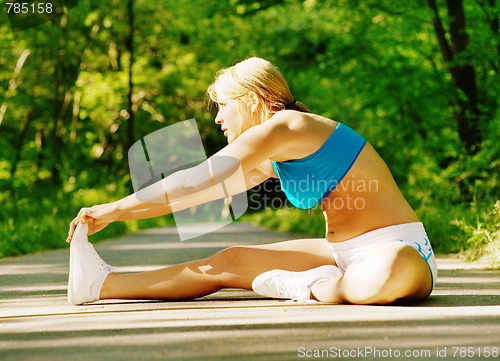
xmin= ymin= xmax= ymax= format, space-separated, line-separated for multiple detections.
xmin=203 ymin=246 xmax=254 ymax=287
xmin=340 ymin=243 xmax=432 ymax=305
xmin=205 ymin=246 xmax=246 ymax=272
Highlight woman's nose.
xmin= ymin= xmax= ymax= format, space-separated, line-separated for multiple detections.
xmin=215 ymin=111 xmax=222 ymax=124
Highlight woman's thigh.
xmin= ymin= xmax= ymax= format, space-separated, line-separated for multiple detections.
xmin=339 ymin=242 xmax=433 ymax=304
xmin=208 ymin=238 xmax=336 ymax=289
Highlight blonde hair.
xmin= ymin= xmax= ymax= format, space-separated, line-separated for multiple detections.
xmin=206 ymin=57 xmax=310 ymax=134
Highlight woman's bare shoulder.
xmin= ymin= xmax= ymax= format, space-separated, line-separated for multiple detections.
xmin=270 ymin=110 xmax=337 ymax=134
xmin=266 ymin=111 xmax=338 ymax=161
xmin=268 ymin=110 xmax=310 ymax=131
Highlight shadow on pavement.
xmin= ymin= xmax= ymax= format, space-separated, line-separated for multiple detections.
xmin=1 ymin=224 xmax=499 ymax=361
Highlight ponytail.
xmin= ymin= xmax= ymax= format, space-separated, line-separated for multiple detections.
xmin=283 ymin=99 xmax=311 ymax=113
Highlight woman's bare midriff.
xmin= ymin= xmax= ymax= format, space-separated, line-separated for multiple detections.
xmin=322 ymin=142 xmax=419 ymax=243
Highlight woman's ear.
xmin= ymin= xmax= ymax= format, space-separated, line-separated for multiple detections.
xmin=247 ymin=91 xmax=260 ymax=112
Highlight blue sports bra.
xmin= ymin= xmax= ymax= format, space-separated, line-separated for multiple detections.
xmin=272 ymin=122 xmax=366 ymax=209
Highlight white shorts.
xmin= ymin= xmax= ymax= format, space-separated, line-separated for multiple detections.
xmin=329 ymin=222 xmax=438 ymax=287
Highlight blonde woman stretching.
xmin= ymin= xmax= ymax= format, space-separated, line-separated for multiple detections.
xmin=66 ymin=57 xmax=437 ymax=306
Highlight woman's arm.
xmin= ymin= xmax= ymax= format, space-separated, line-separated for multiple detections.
xmin=67 ymin=116 xmax=293 ymax=241
xmin=113 ymin=118 xmax=290 ymax=216
xmin=67 ymin=166 xmax=270 ymax=242
xmin=116 ymin=168 xmax=270 ymax=221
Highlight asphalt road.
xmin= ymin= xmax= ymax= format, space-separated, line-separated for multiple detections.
xmin=1 ymin=223 xmax=499 ymax=361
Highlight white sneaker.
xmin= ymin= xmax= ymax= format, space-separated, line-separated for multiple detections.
xmin=252 ymin=265 xmax=343 ymax=303
xmin=67 ymin=223 xmax=117 ymax=306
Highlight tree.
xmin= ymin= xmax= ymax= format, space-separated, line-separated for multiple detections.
xmin=426 ymin=0 xmax=499 ymax=155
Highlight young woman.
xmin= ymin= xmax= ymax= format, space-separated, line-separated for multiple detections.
xmin=66 ymin=57 xmax=437 ymax=306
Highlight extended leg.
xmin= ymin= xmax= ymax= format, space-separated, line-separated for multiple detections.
xmin=310 ymin=243 xmax=433 ymax=304
xmin=100 ymin=238 xmax=335 ymax=301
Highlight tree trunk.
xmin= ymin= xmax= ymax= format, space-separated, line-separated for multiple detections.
xmin=0 ymin=49 xmax=30 ymax=127
xmin=10 ymin=108 xmax=34 ymax=177
xmin=426 ymin=0 xmax=482 ymax=154
xmin=126 ymin=0 xmax=135 ymax=149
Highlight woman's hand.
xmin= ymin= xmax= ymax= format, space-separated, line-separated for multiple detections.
xmin=66 ymin=202 xmax=122 ymax=243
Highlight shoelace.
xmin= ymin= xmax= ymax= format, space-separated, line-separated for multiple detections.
xmin=275 ymin=280 xmax=312 ymax=303
xmin=86 ymin=242 xmax=118 ymax=273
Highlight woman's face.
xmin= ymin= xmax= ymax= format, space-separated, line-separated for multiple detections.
xmin=214 ymin=98 xmax=248 ymax=143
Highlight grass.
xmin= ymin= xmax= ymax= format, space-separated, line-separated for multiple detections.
xmin=241 ymin=206 xmax=325 ymax=238
xmin=0 ymin=186 xmax=175 ymax=258
xmin=452 ymin=200 xmax=500 ymax=267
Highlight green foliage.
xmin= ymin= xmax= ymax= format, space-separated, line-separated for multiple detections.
xmin=242 ymin=206 xmax=325 ymax=238
xmin=0 ymin=0 xmax=499 ymax=263
xmin=0 ymin=186 xmax=126 ymax=258
xmin=452 ymin=201 xmax=500 ymax=268
xmin=0 ymin=183 xmax=175 ymax=258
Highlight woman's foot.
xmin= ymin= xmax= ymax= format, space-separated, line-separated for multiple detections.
xmin=251 ymin=265 xmax=343 ymax=303
xmin=67 ymin=223 xmax=117 ymax=306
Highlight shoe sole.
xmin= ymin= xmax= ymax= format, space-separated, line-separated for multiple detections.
xmin=67 ymin=223 xmax=92 ymax=306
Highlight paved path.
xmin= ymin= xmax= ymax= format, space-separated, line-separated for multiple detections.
xmin=1 ymin=223 xmax=499 ymax=361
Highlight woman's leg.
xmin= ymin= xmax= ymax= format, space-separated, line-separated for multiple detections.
xmin=100 ymin=238 xmax=335 ymax=300
xmin=310 ymin=243 xmax=433 ymax=304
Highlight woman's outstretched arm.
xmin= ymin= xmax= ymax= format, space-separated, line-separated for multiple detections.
xmin=67 ymin=116 xmax=293 ymax=241
xmin=113 ymin=118 xmax=288 ymax=215
xmin=115 ymin=168 xmax=270 ymax=221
